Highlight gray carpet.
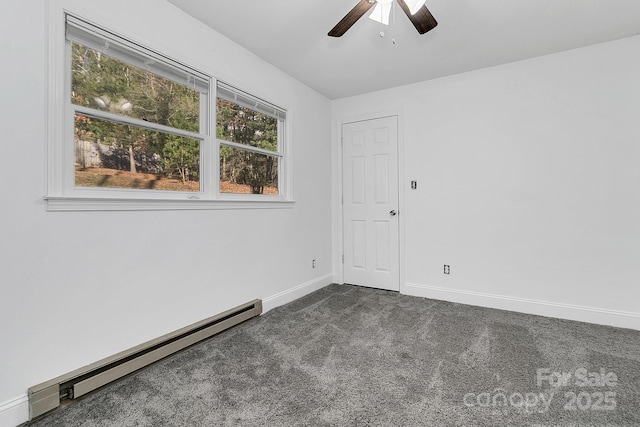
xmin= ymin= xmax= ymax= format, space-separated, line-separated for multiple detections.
xmin=23 ymin=284 xmax=640 ymax=426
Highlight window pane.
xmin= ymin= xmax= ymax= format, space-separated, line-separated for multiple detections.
xmin=75 ymin=114 xmax=200 ymax=191
xmin=219 ymin=146 xmax=279 ymax=195
xmin=71 ymin=42 xmax=200 ymax=133
xmin=216 ymin=99 xmax=278 ymax=152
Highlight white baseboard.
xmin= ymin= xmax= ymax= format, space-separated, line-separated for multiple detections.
xmin=262 ymin=274 xmax=333 ymax=313
xmin=403 ymin=282 xmax=640 ymax=331
xmin=0 ymin=395 xmax=28 ymax=427
xmin=2 ymin=277 xmax=333 ymax=427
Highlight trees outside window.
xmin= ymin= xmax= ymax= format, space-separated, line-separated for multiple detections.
xmin=70 ymin=39 xmax=203 ymax=192
xmin=216 ymin=84 xmax=285 ymax=196
xmin=216 ymin=97 xmax=282 ymax=195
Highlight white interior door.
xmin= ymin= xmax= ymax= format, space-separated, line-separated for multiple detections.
xmin=342 ymin=116 xmax=399 ymax=291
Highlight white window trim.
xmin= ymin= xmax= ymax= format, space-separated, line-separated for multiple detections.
xmin=45 ymin=9 xmax=293 ymax=211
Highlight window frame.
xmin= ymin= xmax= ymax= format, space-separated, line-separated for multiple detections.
xmin=46 ymin=11 xmax=293 ymax=211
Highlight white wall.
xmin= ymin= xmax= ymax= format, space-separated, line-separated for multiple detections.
xmin=332 ymin=36 xmax=640 ymax=330
xmin=0 ymin=0 xmax=332 ymax=423
xmin=2 ymin=1 xmax=639 ymax=424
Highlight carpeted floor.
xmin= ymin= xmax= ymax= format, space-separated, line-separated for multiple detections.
xmin=23 ymin=284 xmax=640 ymax=426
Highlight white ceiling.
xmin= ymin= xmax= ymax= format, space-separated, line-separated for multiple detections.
xmin=166 ymin=0 xmax=640 ymax=99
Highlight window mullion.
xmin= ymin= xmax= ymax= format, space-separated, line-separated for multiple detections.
xmin=201 ymin=90 xmax=215 ymax=199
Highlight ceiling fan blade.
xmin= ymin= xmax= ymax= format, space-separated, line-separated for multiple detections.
xmin=328 ymin=0 xmax=376 ymax=37
xmin=396 ymin=0 xmax=438 ymax=34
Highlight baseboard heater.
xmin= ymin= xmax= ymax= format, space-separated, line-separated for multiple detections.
xmin=28 ymin=299 xmax=262 ymax=420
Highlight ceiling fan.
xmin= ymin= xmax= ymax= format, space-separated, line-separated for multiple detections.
xmin=328 ymin=0 xmax=437 ymax=37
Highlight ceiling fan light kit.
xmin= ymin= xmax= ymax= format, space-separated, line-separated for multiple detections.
xmin=328 ymin=0 xmax=437 ymax=37
xmin=369 ymin=1 xmax=393 ymax=25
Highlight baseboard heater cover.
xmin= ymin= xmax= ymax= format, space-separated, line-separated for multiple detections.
xmin=28 ymin=299 xmax=262 ymax=420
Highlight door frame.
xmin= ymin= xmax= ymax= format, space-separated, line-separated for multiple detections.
xmin=335 ymin=111 xmax=405 ymax=293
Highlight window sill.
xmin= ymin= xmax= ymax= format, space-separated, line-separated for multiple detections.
xmin=45 ymin=196 xmax=295 ymax=212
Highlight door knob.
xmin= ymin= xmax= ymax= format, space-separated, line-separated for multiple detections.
xmin=390 ymin=210 xmax=397 ymax=216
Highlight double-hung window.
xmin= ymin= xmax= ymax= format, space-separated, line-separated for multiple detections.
xmin=47 ymin=14 xmax=290 ymax=210
xmin=216 ymin=84 xmax=286 ymax=196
